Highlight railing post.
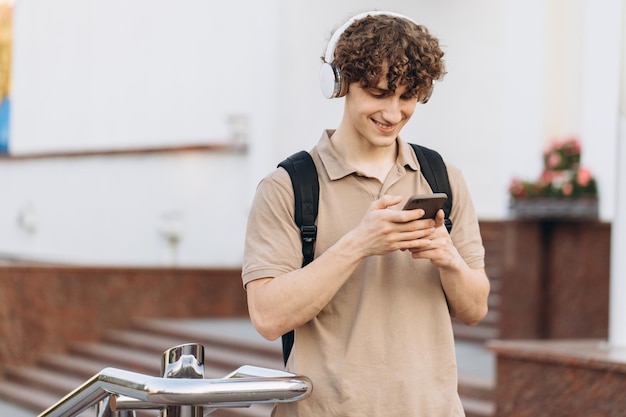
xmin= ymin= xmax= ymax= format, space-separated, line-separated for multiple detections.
xmin=96 ymin=396 xmax=136 ymax=417
xmin=160 ymin=343 xmax=205 ymax=417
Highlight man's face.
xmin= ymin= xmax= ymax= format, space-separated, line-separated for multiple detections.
xmin=342 ymin=76 xmax=418 ymax=149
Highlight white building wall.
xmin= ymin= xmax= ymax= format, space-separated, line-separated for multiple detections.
xmin=11 ymin=0 xmax=277 ymax=154
xmin=580 ymin=0 xmax=622 ymax=220
xmin=3 ymin=152 xmax=249 ymax=266
xmin=609 ymin=0 xmax=626 ymax=347
xmin=4 ymin=0 xmax=281 ymax=266
xmin=500 ymin=0 xmax=547 ymax=218
xmin=1 ymin=0 xmax=623 ymax=266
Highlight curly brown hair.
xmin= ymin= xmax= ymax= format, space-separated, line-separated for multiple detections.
xmin=328 ymin=14 xmax=446 ymax=102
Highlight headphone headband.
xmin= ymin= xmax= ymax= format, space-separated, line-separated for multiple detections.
xmin=320 ymin=11 xmax=419 ymax=99
xmin=323 ymin=11 xmax=419 ymax=64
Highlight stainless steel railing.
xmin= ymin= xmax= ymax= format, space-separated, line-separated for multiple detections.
xmin=37 ymin=343 xmax=312 ymax=417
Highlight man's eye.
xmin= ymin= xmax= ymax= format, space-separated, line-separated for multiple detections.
xmin=368 ymin=90 xmax=387 ymax=98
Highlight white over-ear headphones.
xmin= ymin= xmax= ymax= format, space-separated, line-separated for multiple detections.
xmin=319 ymin=11 xmax=420 ymax=99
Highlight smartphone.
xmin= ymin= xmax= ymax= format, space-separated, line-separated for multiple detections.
xmin=402 ymin=193 xmax=448 ymax=219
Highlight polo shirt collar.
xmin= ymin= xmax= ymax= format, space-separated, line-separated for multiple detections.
xmin=317 ymin=129 xmax=419 ymax=181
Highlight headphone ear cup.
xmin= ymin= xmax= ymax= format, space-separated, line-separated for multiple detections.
xmin=421 ymin=84 xmax=434 ymax=104
xmin=319 ymin=62 xmax=346 ymax=99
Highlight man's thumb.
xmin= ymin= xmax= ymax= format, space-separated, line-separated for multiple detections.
xmin=371 ymin=195 xmax=403 ymax=210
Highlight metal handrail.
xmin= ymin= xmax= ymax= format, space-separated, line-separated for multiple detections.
xmin=38 ymin=361 xmax=312 ymax=417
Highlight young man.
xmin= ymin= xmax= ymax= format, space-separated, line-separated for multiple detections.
xmin=242 ymin=11 xmax=490 ymax=416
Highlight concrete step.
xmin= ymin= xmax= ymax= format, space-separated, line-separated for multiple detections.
xmin=458 ymin=372 xmax=495 ymax=417
xmin=453 ymin=322 xmax=500 ymax=342
xmin=102 ymin=328 xmax=201 ymax=354
xmin=459 ymin=375 xmax=494 ymax=402
xmin=133 ymin=318 xmax=282 ymax=358
xmin=39 ymin=352 xmax=116 ymax=379
xmin=69 ymin=341 xmax=161 ymax=374
xmin=3 ymin=366 xmax=85 ymax=397
xmin=460 ymin=396 xmax=496 ymax=417
xmin=0 ymin=381 xmax=86 ymax=417
xmin=481 ymin=309 xmax=500 ymax=326
xmin=488 ymin=292 xmax=501 ymax=309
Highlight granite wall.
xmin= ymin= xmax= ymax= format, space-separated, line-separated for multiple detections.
xmin=0 ymin=266 xmax=247 ymax=373
xmin=499 ymin=220 xmax=611 ymax=340
xmin=489 ymin=339 xmax=626 ymax=417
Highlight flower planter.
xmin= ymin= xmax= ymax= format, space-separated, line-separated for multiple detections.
xmin=508 ymin=138 xmax=599 ymax=215
xmin=509 ymin=198 xmax=598 ymax=219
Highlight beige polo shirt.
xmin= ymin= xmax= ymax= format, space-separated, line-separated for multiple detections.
xmin=243 ymin=130 xmax=484 ymax=417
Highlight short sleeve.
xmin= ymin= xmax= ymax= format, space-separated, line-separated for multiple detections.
xmin=242 ymin=168 xmax=305 ymax=287
xmin=447 ymin=164 xmax=485 ymax=270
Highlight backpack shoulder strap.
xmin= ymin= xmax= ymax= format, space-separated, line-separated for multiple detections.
xmin=410 ymin=143 xmax=453 ymax=233
xmin=277 ymin=150 xmax=319 ymax=266
xmin=277 ymin=150 xmax=319 ymax=365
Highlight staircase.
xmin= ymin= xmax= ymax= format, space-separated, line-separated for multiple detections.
xmin=453 ymin=221 xmax=502 ymax=343
xmin=0 ymin=318 xmax=283 ymax=417
xmin=458 ymin=374 xmax=495 ymax=417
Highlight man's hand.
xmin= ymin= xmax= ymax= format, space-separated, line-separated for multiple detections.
xmin=405 ymin=208 xmax=490 ymax=325
xmin=407 ymin=208 xmax=458 ymax=268
xmin=347 ymin=195 xmax=437 ymax=258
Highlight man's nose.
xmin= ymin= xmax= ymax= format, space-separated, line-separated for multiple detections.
xmin=381 ymin=98 xmax=403 ymax=124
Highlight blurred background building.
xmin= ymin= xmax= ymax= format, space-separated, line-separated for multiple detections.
xmin=0 ymin=0 xmax=623 ymax=267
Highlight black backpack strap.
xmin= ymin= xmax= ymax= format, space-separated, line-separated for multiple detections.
xmin=277 ymin=150 xmax=319 ymax=365
xmin=410 ymin=144 xmax=453 ymax=233
xmin=278 ymin=151 xmax=319 ymax=266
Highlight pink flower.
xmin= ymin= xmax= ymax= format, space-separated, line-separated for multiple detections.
xmin=577 ymin=167 xmax=592 ymax=187
xmin=509 ymin=178 xmax=525 ymax=197
xmin=547 ymin=153 xmax=561 ymax=168
xmin=562 ymin=182 xmax=574 ymax=196
xmin=540 ymin=169 xmax=554 ymax=182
